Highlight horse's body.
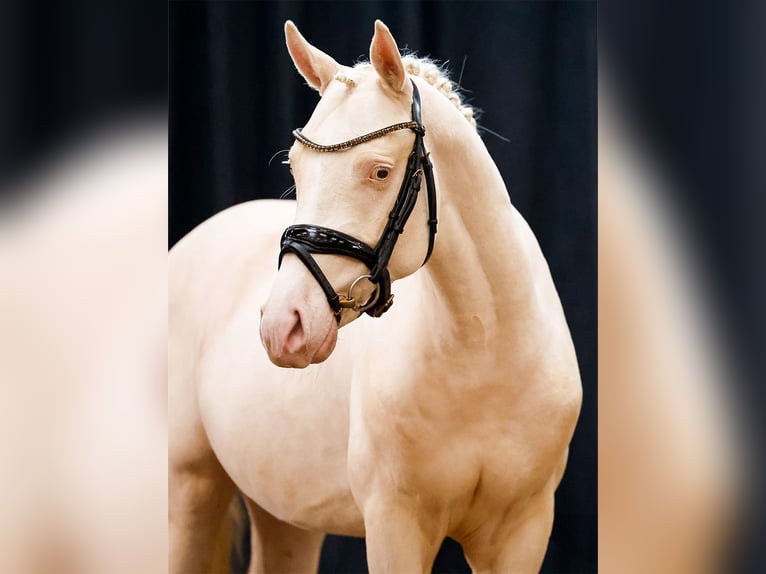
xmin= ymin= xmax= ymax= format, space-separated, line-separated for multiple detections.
xmin=170 ymin=21 xmax=581 ymax=573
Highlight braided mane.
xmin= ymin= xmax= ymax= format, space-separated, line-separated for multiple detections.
xmin=333 ymin=56 xmax=478 ymax=130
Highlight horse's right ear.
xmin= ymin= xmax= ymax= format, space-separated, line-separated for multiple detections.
xmin=285 ymin=21 xmax=338 ymax=94
xmin=370 ymin=20 xmax=407 ymax=93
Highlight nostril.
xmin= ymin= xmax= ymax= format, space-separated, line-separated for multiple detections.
xmin=284 ymin=310 xmax=305 ymax=354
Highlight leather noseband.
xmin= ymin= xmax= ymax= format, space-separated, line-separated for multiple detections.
xmin=279 ymin=80 xmax=437 ymax=323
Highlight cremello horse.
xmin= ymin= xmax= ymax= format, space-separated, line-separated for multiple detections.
xmin=169 ymin=20 xmax=582 ymax=573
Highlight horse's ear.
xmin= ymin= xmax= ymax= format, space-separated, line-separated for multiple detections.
xmin=285 ymin=21 xmax=338 ymax=94
xmin=370 ymin=20 xmax=407 ymax=93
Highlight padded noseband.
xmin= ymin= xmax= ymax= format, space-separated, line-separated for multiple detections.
xmin=279 ymin=80 xmax=437 ymax=322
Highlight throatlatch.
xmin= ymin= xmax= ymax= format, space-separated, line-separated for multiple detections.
xmin=279 ymin=80 xmax=437 ymax=323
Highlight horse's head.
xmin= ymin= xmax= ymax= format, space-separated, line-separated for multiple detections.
xmin=260 ymin=20 xmax=436 ymax=368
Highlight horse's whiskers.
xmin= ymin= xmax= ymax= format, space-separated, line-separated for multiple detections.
xmin=279 ymin=184 xmax=296 ymax=200
xmin=268 ymin=149 xmax=291 ymax=167
xmin=477 ymin=125 xmax=510 ymax=143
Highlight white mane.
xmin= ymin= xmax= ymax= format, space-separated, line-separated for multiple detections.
xmin=333 ymin=56 xmax=478 ymax=129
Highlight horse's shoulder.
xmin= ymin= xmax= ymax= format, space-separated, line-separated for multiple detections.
xmin=171 ymin=199 xmax=293 ymax=257
xmin=171 ymin=199 xmax=291 ymax=276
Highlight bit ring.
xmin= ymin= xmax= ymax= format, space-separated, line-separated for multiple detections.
xmin=338 ymin=274 xmax=379 ymax=313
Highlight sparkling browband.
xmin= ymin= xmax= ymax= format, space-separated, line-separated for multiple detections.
xmin=292 ymin=121 xmax=422 ymax=152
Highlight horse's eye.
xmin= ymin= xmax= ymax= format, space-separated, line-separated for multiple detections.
xmin=373 ymin=167 xmax=390 ymax=181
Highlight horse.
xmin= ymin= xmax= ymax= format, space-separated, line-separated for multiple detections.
xmin=169 ymin=20 xmax=582 ymax=573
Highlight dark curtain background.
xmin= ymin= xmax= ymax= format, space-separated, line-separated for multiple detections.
xmin=170 ymin=2 xmax=596 ymax=572
xmin=0 ymin=1 xmax=165 ymax=197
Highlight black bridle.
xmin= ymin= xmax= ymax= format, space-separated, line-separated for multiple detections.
xmin=278 ymin=80 xmax=437 ymax=323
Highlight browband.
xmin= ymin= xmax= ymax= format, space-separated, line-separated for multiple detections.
xmin=280 ymin=80 xmax=437 ymax=322
xmin=293 ymin=121 xmax=422 ymax=152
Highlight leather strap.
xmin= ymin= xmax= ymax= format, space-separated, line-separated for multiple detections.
xmin=281 ymin=225 xmax=378 ymax=269
xmin=422 ymin=148 xmax=438 ymax=264
xmin=279 ymin=241 xmax=342 ymax=317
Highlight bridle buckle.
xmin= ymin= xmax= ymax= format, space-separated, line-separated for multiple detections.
xmin=367 ymin=294 xmax=395 ymax=318
xmin=338 ymin=298 xmax=357 ymax=309
xmin=381 ymin=294 xmax=395 ymax=313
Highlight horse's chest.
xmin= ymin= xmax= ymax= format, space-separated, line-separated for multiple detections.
xmin=347 ymin=355 xmax=567 ymax=509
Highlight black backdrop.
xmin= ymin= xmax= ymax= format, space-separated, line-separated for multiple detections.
xmin=170 ymin=2 xmax=596 ymax=572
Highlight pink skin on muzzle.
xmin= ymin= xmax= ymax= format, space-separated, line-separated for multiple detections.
xmin=259 ymin=257 xmax=338 ymax=368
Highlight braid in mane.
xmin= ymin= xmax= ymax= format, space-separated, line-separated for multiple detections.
xmin=401 ymin=56 xmax=477 ymax=129
xmin=332 ymin=56 xmax=479 ymax=130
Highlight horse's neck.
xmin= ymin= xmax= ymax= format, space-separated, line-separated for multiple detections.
xmin=420 ymin=118 xmax=554 ymax=359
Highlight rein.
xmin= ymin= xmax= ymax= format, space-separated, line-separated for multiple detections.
xmin=279 ymin=80 xmax=437 ymax=323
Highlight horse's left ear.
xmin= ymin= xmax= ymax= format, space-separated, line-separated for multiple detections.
xmin=370 ymin=20 xmax=407 ymax=93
